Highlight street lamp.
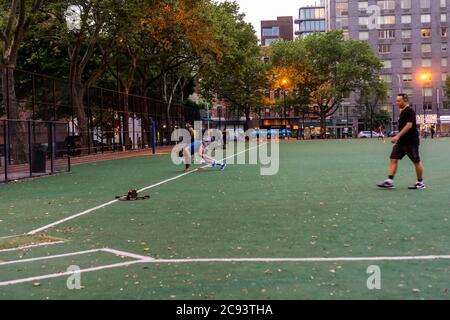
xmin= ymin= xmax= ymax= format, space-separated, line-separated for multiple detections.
xmin=419 ymin=72 xmax=432 ymax=130
xmin=281 ymin=78 xmax=288 ymax=139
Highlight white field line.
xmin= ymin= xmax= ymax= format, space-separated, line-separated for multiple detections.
xmin=0 ymin=235 xmax=20 ymax=240
xmin=28 ymin=143 xmax=266 ymax=235
xmin=0 ymin=260 xmax=146 ymax=287
xmin=151 ymin=255 xmax=450 ymax=264
xmin=0 ymin=241 xmax=65 ymax=253
xmin=100 ymin=248 xmax=154 ymax=261
xmin=0 ymin=249 xmax=101 ymax=266
xmin=2 ymin=253 xmax=450 ymax=287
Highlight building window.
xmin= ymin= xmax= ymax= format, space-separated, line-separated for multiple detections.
xmin=442 ymin=28 xmax=448 ymax=37
xmin=403 ymin=88 xmax=413 ymax=96
xmin=300 ymin=7 xmax=325 ymax=20
xmin=402 ymin=44 xmax=412 ymax=53
xmin=336 ymin=2 xmax=349 ymax=17
xmin=441 ymin=14 xmax=447 ymax=23
xmin=421 ymin=14 xmax=431 ymax=24
xmin=423 ymin=103 xmax=433 ymax=110
xmin=379 ymin=44 xmax=391 ymax=53
xmin=421 ymin=44 xmax=431 ymax=53
xmin=383 ymin=60 xmax=392 ymax=69
xmin=379 ymin=29 xmax=395 ymax=39
xmin=379 ymin=16 xmax=396 ymax=25
xmin=423 ymin=88 xmax=433 ymax=97
xmin=422 ymin=59 xmax=432 ymax=67
xmin=442 ymin=43 xmax=448 ymax=52
xmin=442 ymin=58 xmax=448 ymax=67
xmin=442 ymin=73 xmax=448 ymax=82
xmin=421 ymin=29 xmax=431 ymax=38
xmin=420 ymin=0 xmax=431 ymax=9
xmin=402 ymin=59 xmax=412 ymax=68
xmin=402 ymin=30 xmax=411 ymax=39
xmin=401 ymin=15 xmax=411 ymax=24
xmin=441 ymin=0 xmax=447 ymax=8
xmin=377 ymin=1 xmax=395 ymax=10
xmin=359 ymin=17 xmax=368 ymax=26
xmin=358 ymin=1 xmax=368 ymax=11
xmin=262 ymin=27 xmax=280 ymax=37
xmin=402 ymin=74 xmax=413 ymax=82
xmin=359 ymin=31 xmax=369 ymax=40
xmin=401 ymin=0 xmax=411 ymax=9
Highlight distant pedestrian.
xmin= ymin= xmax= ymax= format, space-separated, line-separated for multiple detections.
xmin=430 ymin=124 xmax=436 ymax=139
xmin=343 ymin=127 xmax=349 ymax=139
xmin=423 ymin=124 xmax=428 ymax=139
xmin=377 ymin=126 xmax=385 ymax=142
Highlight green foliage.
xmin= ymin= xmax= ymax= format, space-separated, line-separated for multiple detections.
xmin=183 ymin=98 xmax=210 ymax=111
xmin=269 ymin=31 xmax=383 ymax=137
xmin=444 ymin=75 xmax=450 ymax=100
xmin=198 ymin=1 xmax=267 ymax=121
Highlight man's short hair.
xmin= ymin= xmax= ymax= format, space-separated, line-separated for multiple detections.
xmin=397 ymin=93 xmax=409 ymax=102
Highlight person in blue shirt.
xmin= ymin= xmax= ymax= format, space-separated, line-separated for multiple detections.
xmin=182 ymin=124 xmax=226 ymax=173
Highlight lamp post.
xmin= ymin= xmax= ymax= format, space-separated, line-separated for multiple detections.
xmin=281 ymin=78 xmax=288 ymax=139
xmin=420 ymin=72 xmax=432 ymax=130
xmin=437 ymin=88 xmax=441 ymax=136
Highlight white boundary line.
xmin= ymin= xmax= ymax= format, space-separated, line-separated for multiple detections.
xmin=0 ymin=235 xmax=20 ymax=240
xmin=0 ymin=241 xmax=65 ymax=253
xmin=151 ymin=255 xmax=450 ymax=264
xmin=0 ymin=260 xmax=146 ymax=287
xmin=100 ymin=248 xmax=154 ymax=261
xmin=27 ymin=143 xmax=266 ymax=235
xmin=0 ymin=249 xmax=102 ymax=266
xmin=2 ymin=252 xmax=450 ymax=287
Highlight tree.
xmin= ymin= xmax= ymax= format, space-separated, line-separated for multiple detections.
xmin=37 ymin=0 xmax=126 ymax=153
xmin=357 ymin=78 xmax=389 ymax=136
xmin=269 ymin=31 xmax=383 ymax=138
xmin=1 ymin=0 xmax=45 ymax=162
xmin=198 ymin=1 xmax=268 ymax=129
xmin=1 ymin=0 xmax=44 ymax=118
xmin=444 ymin=76 xmax=450 ymax=100
xmin=138 ymin=0 xmax=225 ymax=138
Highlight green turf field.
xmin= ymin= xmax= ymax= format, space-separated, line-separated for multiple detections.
xmin=1 ymin=139 xmax=450 ymax=300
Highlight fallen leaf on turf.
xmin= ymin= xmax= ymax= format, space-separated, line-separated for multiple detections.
xmin=412 ymin=289 xmax=421 ymax=293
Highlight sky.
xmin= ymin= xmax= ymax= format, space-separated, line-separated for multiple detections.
xmin=218 ymin=0 xmax=321 ymax=39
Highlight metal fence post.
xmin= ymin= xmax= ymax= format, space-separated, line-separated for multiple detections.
xmin=67 ymin=121 xmax=71 ymax=173
xmin=152 ymin=120 xmax=156 ymax=154
xmin=28 ymin=120 xmax=32 ymax=177
xmin=50 ymin=122 xmax=54 ymax=173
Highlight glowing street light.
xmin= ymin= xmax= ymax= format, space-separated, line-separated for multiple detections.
xmin=420 ymin=72 xmax=432 ymax=82
xmin=419 ymin=72 xmax=432 ymax=124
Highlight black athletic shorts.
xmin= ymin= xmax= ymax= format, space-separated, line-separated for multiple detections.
xmin=390 ymin=144 xmax=421 ymax=163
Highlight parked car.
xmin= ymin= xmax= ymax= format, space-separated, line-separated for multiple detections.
xmin=388 ymin=130 xmax=399 ymax=137
xmin=358 ymin=131 xmax=379 ymax=138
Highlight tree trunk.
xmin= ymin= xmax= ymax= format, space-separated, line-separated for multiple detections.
xmin=320 ymin=106 xmax=327 ymax=139
xmin=243 ymin=104 xmax=251 ymax=131
xmin=71 ymin=81 xmax=91 ymax=155
xmin=2 ymin=67 xmax=28 ymax=163
xmin=122 ymin=91 xmax=131 ymax=150
xmin=166 ymin=105 xmax=172 ymax=145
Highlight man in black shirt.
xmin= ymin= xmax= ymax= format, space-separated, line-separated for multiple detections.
xmin=377 ymin=93 xmax=425 ymax=190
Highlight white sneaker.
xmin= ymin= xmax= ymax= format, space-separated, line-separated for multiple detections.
xmin=408 ymin=181 xmax=426 ymax=190
xmin=377 ymin=179 xmax=395 ymax=189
